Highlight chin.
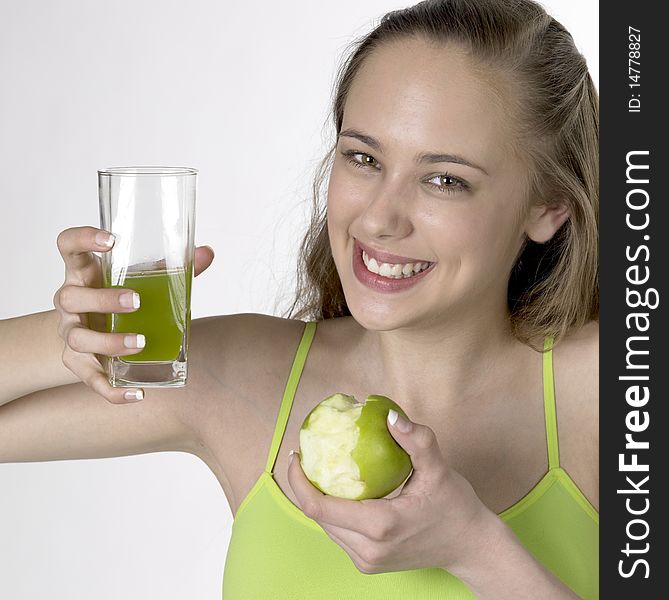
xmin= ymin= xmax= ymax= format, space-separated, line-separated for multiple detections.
xmin=344 ymin=294 xmax=422 ymax=332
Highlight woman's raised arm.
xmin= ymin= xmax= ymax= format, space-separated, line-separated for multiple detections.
xmin=0 ymin=318 xmax=218 ymax=464
xmin=0 ymin=226 xmax=214 ymax=407
xmin=0 ymin=310 xmax=79 ymax=407
xmin=0 ymin=225 xmax=220 ymax=466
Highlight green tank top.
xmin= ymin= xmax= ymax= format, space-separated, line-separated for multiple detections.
xmin=222 ymin=321 xmax=599 ymax=599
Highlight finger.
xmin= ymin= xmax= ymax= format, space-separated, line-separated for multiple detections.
xmin=85 ymin=369 xmax=145 ymax=405
xmin=320 ymin=520 xmax=370 ymax=550
xmin=57 ymin=285 xmax=140 ymax=315
xmin=288 ymin=451 xmax=394 ymax=537
xmin=387 ymin=412 xmax=445 ymax=489
xmin=193 ymin=245 xmax=214 ymax=277
xmin=318 ymin=523 xmax=375 ymax=573
xmin=57 ymin=226 xmax=115 ymax=272
xmin=61 ymin=352 xmax=145 ymax=405
xmin=66 ymin=326 xmax=146 ymax=357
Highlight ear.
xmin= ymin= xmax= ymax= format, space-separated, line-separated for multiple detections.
xmin=524 ymin=201 xmax=570 ymax=243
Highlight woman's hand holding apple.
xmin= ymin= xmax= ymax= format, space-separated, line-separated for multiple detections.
xmin=287 ymin=400 xmax=501 ymax=576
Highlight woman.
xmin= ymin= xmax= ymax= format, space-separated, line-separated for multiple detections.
xmin=0 ymin=0 xmax=598 ymax=598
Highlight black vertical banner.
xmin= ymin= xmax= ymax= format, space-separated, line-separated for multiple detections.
xmin=600 ymin=1 xmax=668 ymax=597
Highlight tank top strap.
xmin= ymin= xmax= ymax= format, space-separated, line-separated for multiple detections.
xmin=264 ymin=320 xmax=318 ymax=475
xmin=543 ymin=335 xmax=560 ymax=470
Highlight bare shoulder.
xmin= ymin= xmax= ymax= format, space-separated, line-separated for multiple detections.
xmin=187 ymin=312 xmax=307 ymax=432
xmin=190 ymin=312 xmax=306 ymax=368
xmin=553 ymin=320 xmax=599 ymax=405
xmin=552 ymin=320 xmax=599 ymax=511
xmin=184 ymin=313 xmax=307 ymax=505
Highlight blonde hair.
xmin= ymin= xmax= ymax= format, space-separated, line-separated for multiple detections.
xmin=284 ymin=0 xmax=599 ymax=349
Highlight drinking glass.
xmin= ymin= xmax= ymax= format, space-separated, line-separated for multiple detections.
xmin=98 ymin=166 xmax=197 ymax=387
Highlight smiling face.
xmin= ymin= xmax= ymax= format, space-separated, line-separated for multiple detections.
xmin=327 ymin=37 xmax=539 ymax=332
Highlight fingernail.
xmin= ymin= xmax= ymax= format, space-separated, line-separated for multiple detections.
xmin=96 ymin=232 xmax=115 ymax=248
xmin=124 ymin=334 xmax=146 ymax=348
xmin=124 ymin=389 xmax=144 ymax=402
xmin=119 ymin=292 xmax=140 ymax=309
xmin=289 ymin=449 xmax=297 ymax=464
xmin=388 ymin=409 xmax=412 ymax=433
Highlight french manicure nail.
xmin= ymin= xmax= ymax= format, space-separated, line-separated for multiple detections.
xmin=390 ymin=410 xmax=412 ymax=433
xmin=96 ymin=232 xmax=115 ymax=248
xmin=119 ymin=292 xmax=140 ymax=309
xmin=124 ymin=389 xmax=144 ymax=402
xmin=124 ymin=334 xmax=146 ymax=348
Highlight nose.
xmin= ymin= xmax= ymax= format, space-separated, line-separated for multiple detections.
xmin=358 ymin=173 xmax=414 ymax=240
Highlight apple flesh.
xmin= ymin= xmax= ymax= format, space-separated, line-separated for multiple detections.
xmin=299 ymin=393 xmax=413 ymax=500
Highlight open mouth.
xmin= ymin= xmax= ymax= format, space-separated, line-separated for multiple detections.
xmin=352 ymin=239 xmax=436 ymax=292
xmin=360 ymin=248 xmax=433 ymax=279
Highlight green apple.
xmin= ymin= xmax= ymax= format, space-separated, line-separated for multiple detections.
xmin=298 ymin=393 xmax=413 ymax=500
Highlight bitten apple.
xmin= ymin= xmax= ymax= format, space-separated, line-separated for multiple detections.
xmin=298 ymin=393 xmax=413 ymax=500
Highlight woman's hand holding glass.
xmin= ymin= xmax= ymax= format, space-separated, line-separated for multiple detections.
xmin=53 ymin=226 xmax=214 ymax=405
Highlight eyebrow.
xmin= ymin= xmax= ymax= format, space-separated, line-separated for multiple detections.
xmin=338 ymin=128 xmax=489 ymax=176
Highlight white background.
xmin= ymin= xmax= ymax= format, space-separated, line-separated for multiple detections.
xmin=0 ymin=1 xmax=598 ymax=598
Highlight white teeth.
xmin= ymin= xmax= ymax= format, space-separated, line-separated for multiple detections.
xmin=379 ymin=262 xmax=393 ymax=277
xmin=362 ymin=250 xmax=431 ymax=279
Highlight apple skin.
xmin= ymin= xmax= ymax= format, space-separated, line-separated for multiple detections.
xmin=299 ymin=393 xmax=413 ymax=500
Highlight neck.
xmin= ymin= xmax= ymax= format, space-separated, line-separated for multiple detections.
xmin=355 ymin=302 xmax=527 ymax=416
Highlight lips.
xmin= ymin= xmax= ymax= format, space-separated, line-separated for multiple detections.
xmin=351 ymin=238 xmax=436 ymax=293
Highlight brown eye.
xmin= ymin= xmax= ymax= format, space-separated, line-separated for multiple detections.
xmin=341 ymin=150 xmax=380 ymax=170
xmin=425 ymin=173 xmax=469 ymax=195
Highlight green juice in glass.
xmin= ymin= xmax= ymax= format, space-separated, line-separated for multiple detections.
xmin=105 ymin=266 xmax=192 ymax=362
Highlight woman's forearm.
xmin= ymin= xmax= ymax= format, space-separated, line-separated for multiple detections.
xmin=446 ymin=511 xmax=581 ymax=600
xmin=0 ymin=310 xmax=79 ymax=406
